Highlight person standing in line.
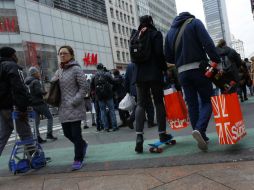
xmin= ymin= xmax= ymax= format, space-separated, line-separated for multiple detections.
xmin=53 ymin=45 xmax=89 ymax=170
xmin=131 ymin=15 xmax=173 ymax=153
xmin=165 ymin=12 xmax=221 ymax=151
xmin=25 ymin=66 xmax=57 ymax=143
xmin=90 ymin=63 xmax=118 ymax=132
xmin=112 ymin=69 xmax=130 ymax=128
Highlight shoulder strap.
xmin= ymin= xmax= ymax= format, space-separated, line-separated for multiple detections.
xmin=174 ymin=18 xmax=193 ymax=55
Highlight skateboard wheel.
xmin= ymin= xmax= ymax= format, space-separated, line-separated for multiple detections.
xmin=156 ymin=148 xmax=163 ymax=153
xmin=149 ymin=147 xmax=155 ymax=153
xmin=171 ymin=140 xmax=176 ymax=145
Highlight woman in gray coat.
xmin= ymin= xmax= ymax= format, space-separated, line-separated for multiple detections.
xmin=54 ymin=46 xmax=89 ymax=170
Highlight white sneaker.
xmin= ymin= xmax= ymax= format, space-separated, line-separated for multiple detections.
xmin=192 ymin=130 xmax=208 ymax=151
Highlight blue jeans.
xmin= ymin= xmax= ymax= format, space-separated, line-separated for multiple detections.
xmin=98 ymin=98 xmax=117 ymax=129
xmin=179 ymin=69 xmax=213 ymax=141
xmin=33 ymin=103 xmax=53 ymax=136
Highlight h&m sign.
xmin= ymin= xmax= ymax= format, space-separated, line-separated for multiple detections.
xmin=83 ymin=53 xmax=98 ymax=66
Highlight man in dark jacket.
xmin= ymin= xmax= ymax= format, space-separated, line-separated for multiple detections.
xmin=216 ymin=39 xmax=241 ymax=85
xmin=0 ymin=47 xmax=33 ymax=156
xmin=165 ymin=12 xmax=221 ymax=151
xmin=90 ymin=63 xmax=118 ymax=132
xmin=132 ymin=15 xmax=172 ymax=153
xmin=25 ymin=66 xmax=57 ymax=143
xmin=112 ymin=69 xmax=130 ymax=127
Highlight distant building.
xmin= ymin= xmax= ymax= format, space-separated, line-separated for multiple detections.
xmin=136 ymin=0 xmax=177 ymax=37
xmin=0 ymin=0 xmax=113 ymax=81
xmin=105 ymin=0 xmax=138 ymax=71
xmin=251 ymin=0 xmax=254 ymax=19
xmin=231 ymin=35 xmax=245 ymax=60
xmin=202 ymin=0 xmax=231 ymax=46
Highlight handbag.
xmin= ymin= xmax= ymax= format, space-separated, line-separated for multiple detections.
xmin=46 ymin=79 xmax=61 ymax=107
xmin=211 ymin=92 xmax=246 ymax=144
xmin=164 ymin=88 xmax=189 ymax=130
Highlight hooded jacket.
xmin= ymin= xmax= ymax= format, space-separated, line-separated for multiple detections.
xmin=165 ymin=12 xmax=221 ymax=68
xmin=133 ymin=24 xmax=167 ymax=83
xmin=0 ymin=57 xmax=31 ymax=111
xmin=25 ymin=76 xmax=45 ymax=106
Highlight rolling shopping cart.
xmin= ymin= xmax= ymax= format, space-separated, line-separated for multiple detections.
xmin=8 ymin=106 xmax=47 ymax=174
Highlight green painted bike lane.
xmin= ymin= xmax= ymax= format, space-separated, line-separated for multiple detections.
xmin=1 ymin=128 xmax=254 ymax=170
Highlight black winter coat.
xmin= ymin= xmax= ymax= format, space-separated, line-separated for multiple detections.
xmin=133 ymin=28 xmax=167 ymax=83
xmin=0 ymin=57 xmax=31 ymax=111
xmin=25 ymin=76 xmax=45 ymax=106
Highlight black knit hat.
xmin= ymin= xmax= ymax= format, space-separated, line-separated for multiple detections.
xmin=97 ymin=63 xmax=104 ymax=70
xmin=0 ymin=47 xmax=16 ymax=58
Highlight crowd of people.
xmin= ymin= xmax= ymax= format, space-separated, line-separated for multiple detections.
xmin=0 ymin=12 xmax=253 ymax=171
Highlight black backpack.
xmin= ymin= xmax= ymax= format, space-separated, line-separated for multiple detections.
xmin=129 ymin=28 xmax=152 ymax=64
xmin=221 ymin=52 xmax=240 ymax=82
xmin=95 ymin=73 xmax=112 ymax=100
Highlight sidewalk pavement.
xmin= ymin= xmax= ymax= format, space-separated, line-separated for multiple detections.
xmin=0 ymin=160 xmax=253 ymax=190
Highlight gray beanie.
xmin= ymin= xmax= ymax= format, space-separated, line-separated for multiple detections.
xmin=29 ymin=66 xmax=39 ymax=76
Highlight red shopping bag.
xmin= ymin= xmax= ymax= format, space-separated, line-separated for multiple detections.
xmin=164 ymin=88 xmax=189 ymax=130
xmin=211 ymin=93 xmax=246 ymax=144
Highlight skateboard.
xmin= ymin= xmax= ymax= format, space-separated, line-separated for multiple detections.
xmin=148 ymin=139 xmax=176 ymax=153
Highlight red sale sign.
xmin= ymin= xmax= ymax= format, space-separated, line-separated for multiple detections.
xmin=211 ymin=93 xmax=246 ymax=144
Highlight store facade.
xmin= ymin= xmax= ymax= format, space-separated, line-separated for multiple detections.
xmin=0 ymin=0 xmax=113 ymax=82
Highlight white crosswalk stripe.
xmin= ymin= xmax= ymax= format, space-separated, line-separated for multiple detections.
xmin=8 ymin=124 xmax=62 ymax=142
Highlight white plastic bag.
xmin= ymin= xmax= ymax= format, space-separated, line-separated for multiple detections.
xmin=119 ymin=93 xmax=136 ymax=111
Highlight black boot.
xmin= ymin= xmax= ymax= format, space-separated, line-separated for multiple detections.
xmin=37 ymin=136 xmax=47 ymax=144
xmin=47 ymin=133 xmax=58 ymax=140
xmin=135 ymin=134 xmax=144 ymax=153
xmin=159 ymin=133 xmax=173 ymax=143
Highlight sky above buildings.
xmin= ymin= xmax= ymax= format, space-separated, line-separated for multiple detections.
xmin=175 ymin=0 xmax=254 ymax=58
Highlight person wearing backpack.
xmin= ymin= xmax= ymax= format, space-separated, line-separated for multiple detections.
xmin=165 ymin=12 xmax=221 ymax=151
xmin=216 ymin=39 xmax=241 ymax=88
xmin=90 ymin=63 xmax=118 ymax=132
xmin=0 ymin=47 xmax=33 ymax=156
xmin=130 ymin=15 xmax=173 ymax=153
xmin=25 ymin=67 xmax=57 ymax=143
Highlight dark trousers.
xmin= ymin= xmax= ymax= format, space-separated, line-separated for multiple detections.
xmin=179 ymin=69 xmax=213 ymax=141
xmin=238 ymin=84 xmax=247 ymax=100
xmin=130 ymin=95 xmax=154 ymax=124
xmin=0 ymin=109 xmax=32 ymax=156
xmin=135 ymin=82 xmax=166 ymax=134
xmin=62 ymin=121 xmax=85 ymax=162
xmin=94 ymin=100 xmax=102 ymax=130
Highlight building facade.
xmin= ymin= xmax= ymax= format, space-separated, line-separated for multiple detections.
xmin=231 ymin=35 xmax=245 ymax=60
xmin=0 ymin=0 xmax=113 ymax=82
xmin=105 ymin=0 xmax=138 ymax=70
xmin=202 ymin=0 xmax=231 ymax=46
xmin=136 ymin=0 xmax=177 ymax=37
xmin=251 ymin=0 xmax=254 ymax=19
